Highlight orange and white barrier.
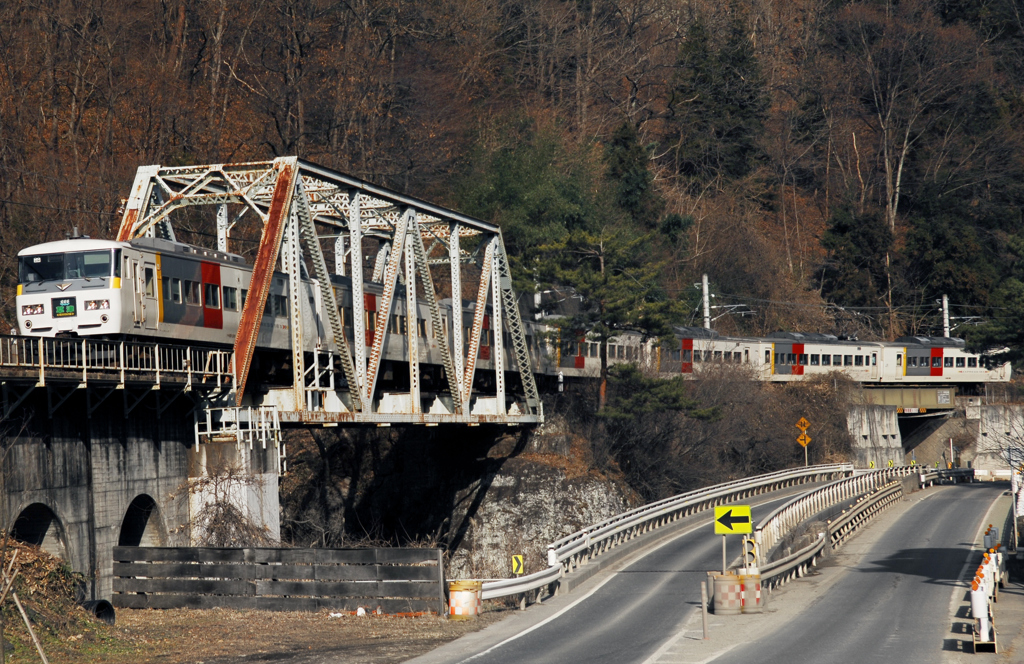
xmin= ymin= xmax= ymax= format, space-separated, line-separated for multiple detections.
xmin=448 ymin=581 xmax=482 ymax=619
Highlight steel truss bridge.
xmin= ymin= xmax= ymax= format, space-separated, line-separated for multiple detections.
xmin=2 ymin=158 xmax=542 ymax=436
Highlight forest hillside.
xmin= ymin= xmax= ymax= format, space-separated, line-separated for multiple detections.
xmin=2 ymin=0 xmax=1024 ymax=351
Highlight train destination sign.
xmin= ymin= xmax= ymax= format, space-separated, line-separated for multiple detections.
xmin=714 ymin=505 xmax=752 ymax=534
xmin=52 ymin=297 xmax=76 ymax=317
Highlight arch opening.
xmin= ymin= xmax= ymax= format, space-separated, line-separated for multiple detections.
xmin=11 ymin=503 xmax=68 ymax=560
xmin=118 ymin=495 xmax=165 ymax=547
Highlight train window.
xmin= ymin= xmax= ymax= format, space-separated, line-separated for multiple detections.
xmin=618 ymin=346 xmax=625 ymax=359
xmin=714 ymin=351 xmax=722 ymax=361
xmin=161 ymin=277 xmax=170 ymax=300
xmin=932 ymin=357 xmax=942 ymax=368
xmin=271 ymin=294 xmax=288 ymax=317
xmin=944 ymin=357 xmax=953 ymax=368
xmin=222 ymin=287 xmax=237 ymax=311
xmin=854 ymin=356 xmax=863 ymax=366
xmin=671 ymin=349 xmax=681 ymax=361
xmin=182 ymin=280 xmax=200 ymax=305
xmin=703 ymin=351 xmax=712 ymax=361
xmin=170 ymin=278 xmax=182 ymax=304
xmin=896 ymin=354 xmax=902 ymax=366
xmin=240 ymin=289 xmax=247 ymax=308
xmin=366 ymin=311 xmax=376 ymax=331
xmin=843 ymin=355 xmax=853 ymax=366
xmin=871 ymin=354 xmax=876 ymax=366
xmin=203 ymin=283 xmax=220 ymax=309
xmin=909 ymin=357 xmax=917 ymax=367
xmin=766 ymin=350 xmax=772 ymax=364
xmin=418 ymin=319 xmax=427 ymax=338
xmin=798 ymin=354 xmax=808 ymax=365
xmin=734 ymin=352 xmax=742 ymax=362
xmin=833 ymin=354 xmax=842 ymax=365
xmin=787 ymin=353 xmax=795 ymax=364
xmin=744 ymin=350 xmax=749 ymax=363
xmin=144 ymin=268 xmax=155 ymax=297
xmin=956 ymin=357 xmax=965 ymax=368
xmin=809 ymin=354 xmax=819 ymax=366
xmin=680 ymin=349 xmax=690 ymax=363
xmin=968 ymin=357 xmax=977 ymax=368
xmin=821 ymin=355 xmax=831 ymax=366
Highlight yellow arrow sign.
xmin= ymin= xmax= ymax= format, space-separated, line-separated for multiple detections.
xmin=796 ymin=433 xmax=811 ymax=447
xmin=512 ymin=555 xmax=524 ymax=575
xmin=796 ymin=417 xmax=810 ymax=431
xmin=714 ymin=505 xmax=753 ymax=534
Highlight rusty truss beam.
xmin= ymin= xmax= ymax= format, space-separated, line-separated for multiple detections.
xmin=115 ymin=157 xmax=542 ymax=426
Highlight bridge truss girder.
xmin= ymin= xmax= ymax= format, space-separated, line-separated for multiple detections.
xmin=115 ymin=158 xmax=542 ymax=426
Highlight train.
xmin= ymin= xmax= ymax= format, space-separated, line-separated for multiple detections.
xmin=14 ymin=235 xmax=1012 ymax=388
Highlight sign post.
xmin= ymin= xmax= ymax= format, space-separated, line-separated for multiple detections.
xmin=796 ymin=417 xmax=811 ymax=467
xmin=714 ymin=505 xmax=753 ymax=574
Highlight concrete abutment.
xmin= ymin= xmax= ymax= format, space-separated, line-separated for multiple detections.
xmin=2 ymin=389 xmax=280 ymax=600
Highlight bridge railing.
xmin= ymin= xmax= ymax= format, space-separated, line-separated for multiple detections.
xmin=479 ymin=463 xmax=853 ymax=601
xmin=758 ymin=468 xmax=975 ymax=589
xmin=754 ymin=467 xmax=914 ymax=565
xmin=0 ymin=335 xmax=233 ymax=387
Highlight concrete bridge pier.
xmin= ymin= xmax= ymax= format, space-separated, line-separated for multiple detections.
xmin=2 ymin=390 xmax=280 ymax=601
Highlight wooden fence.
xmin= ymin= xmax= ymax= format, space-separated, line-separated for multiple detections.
xmin=112 ymin=546 xmax=446 ymax=614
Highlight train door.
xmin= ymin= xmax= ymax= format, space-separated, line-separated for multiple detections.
xmin=127 ymin=257 xmax=143 ymax=327
xmin=142 ymin=261 xmax=158 ymax=330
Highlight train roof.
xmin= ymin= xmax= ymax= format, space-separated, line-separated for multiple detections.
xmin=895 ymin=336 xmax=966 ymax=348
xmin=770 ymin=329 xmax=856 ymax=342
xmin=673 ymin=326 xmax=720 ymax=338
xmin=18 ymin=237 xmax=128 ymax=256
xmin=131 ymin=237 xmax=246 ymax=265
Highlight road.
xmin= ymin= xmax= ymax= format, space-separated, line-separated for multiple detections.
xmin=418 ymin=482 xmax=1007 ymax=664
xmin=712 ymin=482 xmax=1004 ymax=664
xmin=439 ymin=495 xmax=792 ymax=664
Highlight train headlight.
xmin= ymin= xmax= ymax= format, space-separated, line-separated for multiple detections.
xmin=85 ymin=299 xmax=110 ymax=311
xmin=21 ymin=304 xmax=44 ymax=316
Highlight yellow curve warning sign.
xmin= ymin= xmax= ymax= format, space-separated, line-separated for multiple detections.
xmin=512 ymin=555 xmax=524 ymax=575
xmin=714 ymin=505 xmax=752 ymax=535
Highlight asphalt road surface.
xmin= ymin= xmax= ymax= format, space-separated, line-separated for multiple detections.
xmin=713 ymin=482 xmax=1004 ymax=664
xmin=451 ymin=495 xmax=792 ymax=664
xmin=433 ymin=483 xmax=1005 ymax=664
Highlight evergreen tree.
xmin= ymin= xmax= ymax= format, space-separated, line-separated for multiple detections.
xmin=818 ymin=205 xmax=893 ymax=308
xmin=667 ymin=18 xmax=769 ymax=187
xmin=604 ymin=121 xmax=664 ymax=228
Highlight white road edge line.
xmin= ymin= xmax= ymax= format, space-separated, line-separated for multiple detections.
xmin=456 ymin=495 xmax=792 ymax=664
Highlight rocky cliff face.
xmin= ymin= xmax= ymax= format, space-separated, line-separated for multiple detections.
xmin=446 ymin=454 xmax=635 ymax=578
xmin=280 ymin=412 xmax=637 ymax=579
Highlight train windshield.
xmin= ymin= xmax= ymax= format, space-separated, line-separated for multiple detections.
xmin=19 ymin=250 xmax=116 ymax=283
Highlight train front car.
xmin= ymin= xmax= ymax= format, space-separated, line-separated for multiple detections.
xmin=16 ymin=238 xmax=128 ymax=337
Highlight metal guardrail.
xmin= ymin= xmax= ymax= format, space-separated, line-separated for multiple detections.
xmin=0 ymin=335 xmax=234 ymax=388
xmin=479 ymin=463 xmax=854 ymax=601
xmin=754 ymin=467 xmax=915 ymax=565
xmin=758 ymin=468 xmax=975 ymax=589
